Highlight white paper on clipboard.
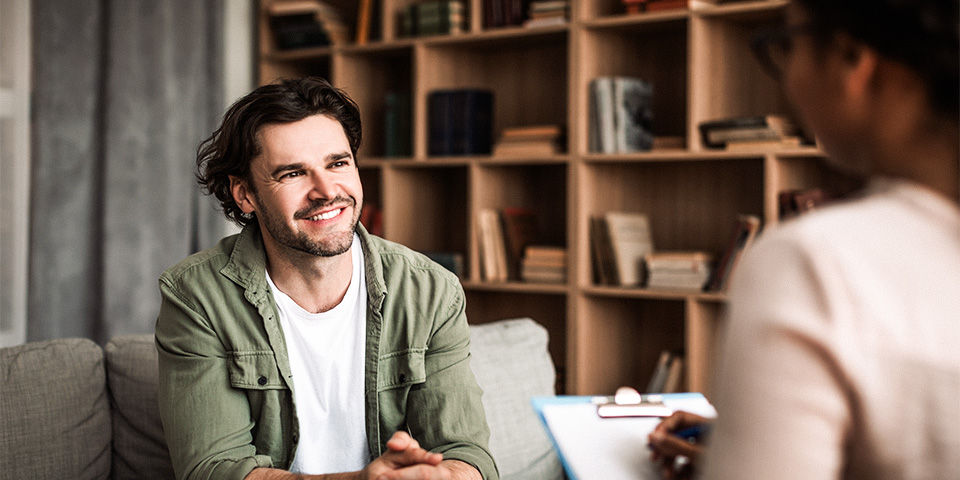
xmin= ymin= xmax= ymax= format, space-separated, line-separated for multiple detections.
xmin=532 ymin=393 xmax=717 ymax=480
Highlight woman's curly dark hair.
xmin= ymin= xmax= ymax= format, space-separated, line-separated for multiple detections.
xmin=196 ymin=77 xmax=363 ymax=226
xmin=796 ymin=0 xmax=959 ymax=118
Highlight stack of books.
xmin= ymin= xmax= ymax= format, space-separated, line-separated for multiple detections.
xmin=520 ymin=246 xmax=567 ymax=283
xmin=492 ymin=124 xmax=564 ymax=157
xmin=698 ymin=114 xmax=805 ymax=150
xmin=644 ymin=251 xmax=714 ymax=291
xmin=524 ymin=0 xmax=569 ymax=28
xmin=401 ymin=0 xmax=466 ymax=37
xmin=623 ymin=0 xmax=689 ymax=14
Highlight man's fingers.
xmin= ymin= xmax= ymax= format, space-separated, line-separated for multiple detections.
xmin=386 ymin=431 xmax=420 ymax=452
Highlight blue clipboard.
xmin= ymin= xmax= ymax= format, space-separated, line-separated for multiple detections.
xmin=531 ymin=393 xmax=716 ymax=480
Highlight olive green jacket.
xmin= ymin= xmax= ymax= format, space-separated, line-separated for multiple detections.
xmin=155 ymin=224 xmax=497 ymax=480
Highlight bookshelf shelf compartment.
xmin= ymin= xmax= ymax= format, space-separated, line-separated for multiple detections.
xmin=574 ymin=296 xmax=686 ymax=395
xmin=258 ymin=0 xmax=840 ymax=395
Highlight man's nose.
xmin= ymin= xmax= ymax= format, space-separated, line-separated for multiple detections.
xmin=307 ymin=171 xmax=337 ymax=199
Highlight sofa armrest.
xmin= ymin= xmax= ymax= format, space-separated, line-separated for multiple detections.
xmin=469 ymin=318 xmax=564 ymax=480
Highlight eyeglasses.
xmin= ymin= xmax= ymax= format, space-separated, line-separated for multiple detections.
xmin=750 ymin=22 xmax=820 ymax=80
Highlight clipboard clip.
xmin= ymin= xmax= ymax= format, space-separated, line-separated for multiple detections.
xmin=594 ymin=386 xmax=673 ymax=418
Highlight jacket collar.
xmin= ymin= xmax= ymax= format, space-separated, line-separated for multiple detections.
xmin=220 ymin=222 xmax=388 ymax=308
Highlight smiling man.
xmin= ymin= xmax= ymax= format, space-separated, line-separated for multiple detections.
xmin=155 ymin=77 xmax=496 ymax=480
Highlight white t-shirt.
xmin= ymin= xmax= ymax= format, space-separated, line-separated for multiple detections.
xmin=266 ymin=234 xmax=368 ymax=474
xmin=702 ymin=178 xmax=960 ymax=479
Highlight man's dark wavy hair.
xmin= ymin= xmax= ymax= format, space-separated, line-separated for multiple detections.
xmin=796 ymin=0 xmax=959 ymax=119
xmin=196 ymin=77 xmax=363 ymax=226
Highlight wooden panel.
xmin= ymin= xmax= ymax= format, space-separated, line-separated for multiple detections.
xmin=381 ymin=165 xmax=469 ymax=255
xmin=580 ymin=159 xmax=765 ymax=252
xmin=685 ymin=298 xmax=724 ymax=395
xmin=573 ymin=295 xmax=685 ymax=395
xmin=334 ymin=48 xmax=413 ymax=158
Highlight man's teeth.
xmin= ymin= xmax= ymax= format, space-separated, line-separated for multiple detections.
xmin=308 ymin=208 xmax=341 ymax=221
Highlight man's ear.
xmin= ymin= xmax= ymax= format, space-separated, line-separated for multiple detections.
xmin=230 ymin=175 xmax=256 ymax=215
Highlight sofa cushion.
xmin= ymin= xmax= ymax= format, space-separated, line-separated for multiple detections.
xmin=0 ymin=338 xmax=112 ymax=479
xmin=469 ymin=318 xmax=564 ymax=480
xmin=105 ymin=334 xmax=175 ymax=480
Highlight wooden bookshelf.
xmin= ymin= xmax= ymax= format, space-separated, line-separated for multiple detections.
xmin=256 ymin=0 xmax=841 ymax=397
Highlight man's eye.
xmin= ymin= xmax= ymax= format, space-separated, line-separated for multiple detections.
xmin=280 ymin=171 xmax=303 ymax=179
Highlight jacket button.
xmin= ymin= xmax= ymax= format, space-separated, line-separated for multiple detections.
xmin=258 ymin=376 xmax=267 ymax=386
xmin=398 ymin=373 xmax=406 ymax=383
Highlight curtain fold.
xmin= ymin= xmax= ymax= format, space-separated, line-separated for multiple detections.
xmin=30 ymin=0 xmax=227 ymax=343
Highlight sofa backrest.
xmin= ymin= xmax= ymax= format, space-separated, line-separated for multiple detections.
xmin=1 ymin=318 xmax=563 ymax=480
xmin=105 ymin=334 xmax=175 ymax=479
xmin=0 ymin=338 xmax=113 ymax=479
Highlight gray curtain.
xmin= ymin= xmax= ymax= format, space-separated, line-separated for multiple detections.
xmin=30 ymin=0 xmax=228 ymax=343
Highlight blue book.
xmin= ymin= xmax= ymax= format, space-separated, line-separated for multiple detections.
xmin=428 ymin=89 xmax=494 ymax=156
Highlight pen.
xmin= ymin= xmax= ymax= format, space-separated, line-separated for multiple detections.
xmin=673 ymin=424 xmax=710 ymax=442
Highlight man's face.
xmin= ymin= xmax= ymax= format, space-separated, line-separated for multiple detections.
xmin=233 ymin=114 xmax=363 ymax=258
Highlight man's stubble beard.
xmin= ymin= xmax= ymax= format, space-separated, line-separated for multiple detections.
xmin=254 ymin=195 xmax=361 ymax=258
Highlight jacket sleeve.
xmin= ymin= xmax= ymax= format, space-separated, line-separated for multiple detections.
xmin=403 ymin=279 xmax=499 ymax=480
xmin=155 ymin=277 xmax=275 ymax=480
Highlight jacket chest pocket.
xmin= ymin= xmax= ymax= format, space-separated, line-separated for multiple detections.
xmin=228 ymin=351 xmax=286 ymax=389
xmin=378 ymin=349 xmax=426 ymax=391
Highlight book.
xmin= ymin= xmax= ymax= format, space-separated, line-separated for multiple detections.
xmin=603 ymin=211 xmax=654 ymax=286
xmin=424 ymin=251 xmax=465 ymax=278
xmin=589 ymin=216 xmax=616 ymax=285
xmin=493 ymin=124 xmax=565 ymax=157
xmin=662 ymin=355 xmax=684 ymax=393
xmin=428 ymin=89 xmax=494 ymax=156
xmin=521 ymin=245 xmax=567 ymax=283
xmin=723 ymin=136 xmax=803 ymax=151
xmin=524 ymin=245 xmax=567 ymax=265
xmin=402 ymin=0 xmax=466 ymax=37
xmin=644 ymin=350 xmax=677 ymax=393
xmin=478 ymin=208 xmax=509 ymax=282
xmin=590 ymin=76 xmax=654 ymax=153
xmin=520 ymin=264 xmax=567 ymax=283
xmin=705 ymin=214 xmax=761 ymax=292
xmin=589 ymin=77 xmax=617 ymax=154
xmin=644 ymin=251 xmax=713 ymax=290
xmin=646 ymin=269 xmax=712 ymax=290
xmin=384 ymin=91 xmax=412 ymax=157
xmin=355 ymin=0 xmax=374 ymax=45
xmin=614 ymin=77 xmax=654 ymax=152
xmin=644 ymin=251 xmax=713 ymax=273
xmin=500 ymin=207 xmax=539 ymax=280
xmin=698 ymin=114 xmax=800 ymax=149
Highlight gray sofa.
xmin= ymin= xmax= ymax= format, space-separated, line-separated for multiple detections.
xmin=0 ymin=318 xmax=563 ymax=480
